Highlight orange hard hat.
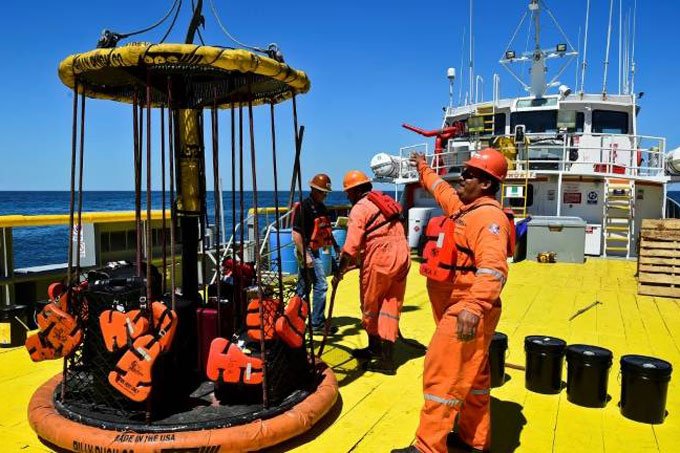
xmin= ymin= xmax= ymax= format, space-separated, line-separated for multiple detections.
xmin=464 ymin=147 xmax=508 ymax=181
xmin=342 ymin=170 xmax=371 ymax=191
xmin=309 ymin=173 xmax=332 ymax=192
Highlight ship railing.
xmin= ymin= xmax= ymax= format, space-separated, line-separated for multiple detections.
xmin=411 ymin=132 xmax=666 ymax=180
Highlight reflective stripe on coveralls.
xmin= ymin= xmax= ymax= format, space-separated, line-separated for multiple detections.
xmin=414 ymin=162 xmax=510 ymax=453
xmin=342 ymin=195 xmax=410 ymax=343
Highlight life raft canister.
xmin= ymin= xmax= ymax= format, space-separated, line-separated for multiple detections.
xmin=99 ymin=309 xmax=149 ymax=353
xmin=151 ymin=301 xmax=178 ymax=352
xmin=364 ymin=191 xmax=403 ymax=234
xmin=108 ymin=334 xmax=161 ymax=402
xmin=25 ymin=303 xmax=83 ymax=362
xmin=274 ymin=295 xmax=309 ymax=348
xmin=419 ymin=215 xmax=459 ymax=282
xmin=309 ymin=216 xmax=334 ymax=251
xmin=206 ymin=337 xmax=264 ymax=385
xmin=246 ymin=297 xmax=281 ymax=341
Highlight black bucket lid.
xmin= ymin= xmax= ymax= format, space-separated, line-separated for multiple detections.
xmin=491 ymin=332 xmax=508 ymax=348
xmin=524 ymin=335 xmax=567 ymax=354
xmin=621 ymin=354 xmax=673 ymax=379
xmin=566 ymin=344 xmax=613 ymax=365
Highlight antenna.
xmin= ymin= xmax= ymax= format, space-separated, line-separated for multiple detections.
xmin=630 ymin=0 xmax=637 ymax=95
xmin=469 ymin=0 xmax=474 ymax=106
xmin=618 ymin=0 xmax=622 ymax=94
xmin=580 ymin=0 xmax=590 ymax=94
xmin=602 ymin=0 xmax=614 ymax=95
xmin=458 ymin=27 xmax=466 ymax=106
xmin=575 ymin=26 xmax=581 ymax=90
xmin=447 ymin=68 xmax=456 ymax=107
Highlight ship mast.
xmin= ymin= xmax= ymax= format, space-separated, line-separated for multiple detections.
xmin=500 ymin=0 xmax=578 ymax=98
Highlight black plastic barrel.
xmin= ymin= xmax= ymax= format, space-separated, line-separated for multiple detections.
xmin=566 ymin=344 xmax=613 ymax=407
xmin=524 ymin=335 xmax=566 ymax=394
xmin=489 ymin=332 xmax=508 ymax=388
xmin=0 ymin=305 xmax=28 ymax=348
xmin=620 ymin=355 xmax=672 ymax=424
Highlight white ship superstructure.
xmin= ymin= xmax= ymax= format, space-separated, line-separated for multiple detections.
xmin=371 ymin=0 xmax=680 ymax=258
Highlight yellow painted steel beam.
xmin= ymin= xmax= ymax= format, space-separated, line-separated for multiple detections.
xmin=0 ymin=211 xmax=166 ymax=228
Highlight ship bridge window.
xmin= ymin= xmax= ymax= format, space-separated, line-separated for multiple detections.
xmin=510 ymin=110 xmax=557 ymax=133
xmin=592 ymin=110 xmax=629 ymax=134
xmin=494 ymin=113 xmax=506 ymax=135
xmin=557 ymin=110 xmax=585 ymax=132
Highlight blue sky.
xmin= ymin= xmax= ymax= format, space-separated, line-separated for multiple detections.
xmin=0 ymin=0 xmax=678 ymax=191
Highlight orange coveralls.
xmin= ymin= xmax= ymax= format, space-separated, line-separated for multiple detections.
xmin=342 ymin=195 xmax=411 ymax=343
xmin=414 ymin=163 xmax=511 ymax=453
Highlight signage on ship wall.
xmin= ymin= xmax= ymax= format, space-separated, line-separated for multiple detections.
xmin=563 ymin=192 xmax=582 ymax=204
xmin=587 ymin=191 xmax=598 ymax=205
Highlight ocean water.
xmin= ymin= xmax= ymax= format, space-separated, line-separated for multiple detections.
xmin=0 ymin=191 xmax=351 ymax=269
xmin=2 ymin=190 xmax=679 ymax=269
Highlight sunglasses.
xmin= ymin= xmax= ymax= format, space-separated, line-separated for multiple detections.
xmin=461 ymin=169 xmax=482 ymax=180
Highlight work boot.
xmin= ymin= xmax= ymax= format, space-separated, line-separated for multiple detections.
xmin=351 ymin=335 xmax=381 ymax=359
xmin=364 ymin=340 xmax=396 ymax=375
xmin=390 ymin=446 xmax=419 ymax=453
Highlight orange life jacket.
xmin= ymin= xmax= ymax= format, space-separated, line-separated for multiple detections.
xmin=245 ymin=297 xmax=281 ymax=341
xmin=108 ymin=334 xmax=161 ymax=402
xmin=205 ymin=337 xmax=264 ymax=385
xmin=99 ymin=309 xmax=149 ymax=353
xmin=364 ymin=191 xmax=403 ymax=235
xmin=309 ymin=216 xmax=334 ymax=250
xmin=420 ymin=204 xmax=513 ymax=282
xmin=151 ymin=301 xmax=178 ymax=352
xmin=274 ymin=295 xmax=309 ymax=348
xmin=25 ymin=303 xmax=83 ymax=362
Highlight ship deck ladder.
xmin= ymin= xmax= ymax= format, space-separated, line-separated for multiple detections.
xmin=603 ymin=178 xmax=635 ymax=258
xmin=500 ymin=151 xmax=531 ymax=218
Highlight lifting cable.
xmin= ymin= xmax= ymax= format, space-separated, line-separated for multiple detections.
xmin=167 ymin=78 xmax=177 ymax=310
xmin=145 ymin=72 xmax=154 ymax=322
xmin=160 ymin=0 xmax=184 ymax=43
xmin=247 ymin=100 xmax=269 ymax=408
xmin=230 ymin=102 xmax=236 ymax=334
xmin=290 ymin=95 xmax=314 ymax=367
xmin=97 ymin=0 xmax=182 ymax=48
xmin=208 ymin=0 xmax=282 ymax=60
xmin=160 ymin=106 xmax=167 ymax=294
xmin=211 ymin=92 xmax=223 ymax=334
xmin=269 ymin=101 xmax=285 ymax=311
xmin=134 ymin=96 xmax=143 ymax=277
xmin=237 ymin=104 xmax=245 ymax=325
xmin=75 ymin=89 xmax=86 ymax=277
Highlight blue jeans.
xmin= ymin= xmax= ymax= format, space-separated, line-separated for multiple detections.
xmin=296 ymin=249 xmax=328 ymax=327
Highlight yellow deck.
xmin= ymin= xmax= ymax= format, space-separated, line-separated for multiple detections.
xmin=1 ymin=258 xmax=678 ymax=452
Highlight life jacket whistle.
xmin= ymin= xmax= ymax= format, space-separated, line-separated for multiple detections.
xmin=309 ymin=216 xmax=333 ymax=251
xmin=99 ymin=309 xmax=149 ymax=353
xmin=25 ymin=303 xmax=83 ymax=362
xmin=151 ymin=301 xmax=178 ymax=352
xmin=205 ymin=337 xmax=264 ymax=385
xmin=274 ymin=295 xmax=309 ymax=348
xmin=419 ymin=216 xmax=458 ymax=282
xmin=108 ymin=334 xmax=161 ymax=402
xmin=246 ymin=298 xmax=280 ymax=341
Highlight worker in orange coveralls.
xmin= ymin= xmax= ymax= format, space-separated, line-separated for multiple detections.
xmin=333 ymin=170 xmax=410 ymax=375
xmin=392 ymin=148 xmax=512 ymax=453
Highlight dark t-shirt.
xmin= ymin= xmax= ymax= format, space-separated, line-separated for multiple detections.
xmin=292 ymin=197 xmax=329 ymax=242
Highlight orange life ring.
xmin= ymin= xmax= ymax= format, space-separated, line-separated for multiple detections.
xmin=28 ymin=363 xmax=338 ymax=452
